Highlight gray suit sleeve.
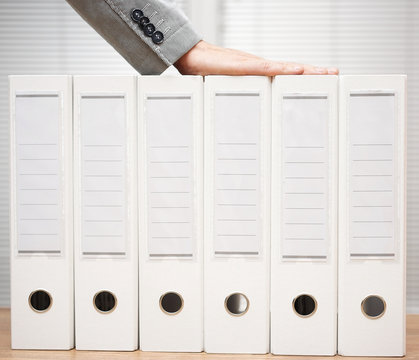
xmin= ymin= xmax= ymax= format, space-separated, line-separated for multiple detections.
xmin=66 ymin=0 xmax=201 ymax=74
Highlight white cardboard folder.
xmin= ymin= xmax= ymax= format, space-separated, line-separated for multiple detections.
xmin=9 ymin=75 xmax=74 ymax=349
xmin=338 ymin=75 xmax=406 ymax=356
xmin=204 ymin=76 xmax=271 ymax=354
xmin=73 ymin=76 xmax=138 ymax=350
xmin=138 ymin=75 xmax=203 ymax=352
xmin=270 ymin=75 xmax=338 ymax=355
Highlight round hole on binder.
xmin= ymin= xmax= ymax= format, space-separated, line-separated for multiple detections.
xmin=93 ymin=291 xmax=117 ymax=314
xmin=293 ymin=294 xmax=317 ymax=317
xmin=29 ymin=290 xmax=52 ymax=313
xmin=361 ymin=295 xmax=386 ymax=319
xmin=159 ymin=292 xmax=183 ymax=315
xmin=225 ymin=293 xmax=249 ymax=316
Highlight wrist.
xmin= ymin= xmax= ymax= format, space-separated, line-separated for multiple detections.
xmin=174 ymin=40 xmax=207 ymax=75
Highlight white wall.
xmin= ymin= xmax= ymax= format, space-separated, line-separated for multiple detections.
xmin=0 ymin=0 xmax=417 ymax=313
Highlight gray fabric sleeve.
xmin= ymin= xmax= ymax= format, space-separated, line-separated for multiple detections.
xmin=65 ymin=0 xmax=202 ymax=75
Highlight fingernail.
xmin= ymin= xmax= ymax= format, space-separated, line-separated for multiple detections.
xmin=328 ymin=67 xmax=339 ymax=74
xmin=294 ymin=66 xmax=303 ymax=72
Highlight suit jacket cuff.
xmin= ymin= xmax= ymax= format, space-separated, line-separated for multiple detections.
xmin=160 ymin=21 xmax=201 ymax=65
xmin=66 ymin=0 xmax=201 ymax=75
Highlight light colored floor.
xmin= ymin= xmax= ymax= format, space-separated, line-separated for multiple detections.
xmin=0 ymin=308 xmax=418 ymax=359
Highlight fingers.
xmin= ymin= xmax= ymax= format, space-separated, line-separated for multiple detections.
xmin=327 ymin=67 xmax=339 ymax=75
xmin=297 ymin=64 xmax=329 ymax=75
xmin=303 ymin=65 xmax=339 ymax=75
xmin=284 ymin=62 xmax=339 ymax=75
xmin=251 ymin=60 xmax=339 ymax=76
xmin=174 ymin=40 xmax=339 ymax=77
xmin=221 ymin=48 xmax=339 ymax=75
xmin=235 ymin=59 xmax=304 ymax=76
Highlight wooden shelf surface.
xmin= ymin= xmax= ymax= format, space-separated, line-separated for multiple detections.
xmin=0 ymin=308 xmax=418 ymax=359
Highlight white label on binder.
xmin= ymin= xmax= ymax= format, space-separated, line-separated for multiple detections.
xmin=80 ymin=95 xmax=126 ymax=256
xmin=146 ymin=95 xmax=194 ymax=257
xmin=213 ymin=93 xmax=261 ymax=256
xmin=281 ymin=95 xmax=329 ymax=259
xmin=15 ymin=94 xmax=62 ymax=254
xmin=348 ymin=92 xmax=396 ymax=258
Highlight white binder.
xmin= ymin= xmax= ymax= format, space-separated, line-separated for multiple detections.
xmin=338 ymin=75 xmax=406 ymax=356
xmin=270 ymin=76 xmax=338 ymax=355
xmin=9 ymin=75 xmax=73 ymax=349
xmin=138 ymin=75 xmax=203 ymax=352
xmin=73 ymin=76 xmax=138 ymax=350
xmin=204 ymin=76 xmax=271 ymax=354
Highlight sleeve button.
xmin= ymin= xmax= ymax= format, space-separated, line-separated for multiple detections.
xmin=144 ymin=23 xmax=156 ymax=36
xmin=130 ymin=8 xmax=143 ymax=22
xmin=138 ymin=16 xmax=150 ymax=29
xmin=151 ymin=31 xmax=164 ymax=44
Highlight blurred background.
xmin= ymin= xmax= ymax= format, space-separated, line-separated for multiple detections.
xmin=0 ymin=0 xmax=417 ymax=312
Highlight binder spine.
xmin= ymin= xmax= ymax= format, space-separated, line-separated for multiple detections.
xmin=338 ymin=75 xmax=406 ymax=356
xmin=9 ymin=75 xmax=74 ymax=349
xmin=204 ymin=76 xmax=271 ymax=354
xmin=138 ymin=76 xmax=203 ymax=352
xmin=73 ymin=75 xmax=138 ymax=351
xmin=271 ymin=75 xmax=338 ymax=356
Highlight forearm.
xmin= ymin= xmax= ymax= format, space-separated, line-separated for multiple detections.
xmin=65 ymin=0 xmax=201 ymax=74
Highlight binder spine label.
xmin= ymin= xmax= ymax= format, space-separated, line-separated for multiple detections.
xmin=15 ymin=92 xmax=62 ymax=254
xmin=348 ymin=91 xmax=397 ymax=258
xmin=145 ymin=95 xmax=195 ymax=258
xmin=80 ymin=94 xmax=127 ymax=256
xmin=280 ymin=94 xmax=330 ymax=260
xmin=213 ymin=92 xmax=261 ymax=256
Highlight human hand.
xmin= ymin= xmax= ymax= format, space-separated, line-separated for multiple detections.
xmin=175 ymin=40 xmax=339 ymax=76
